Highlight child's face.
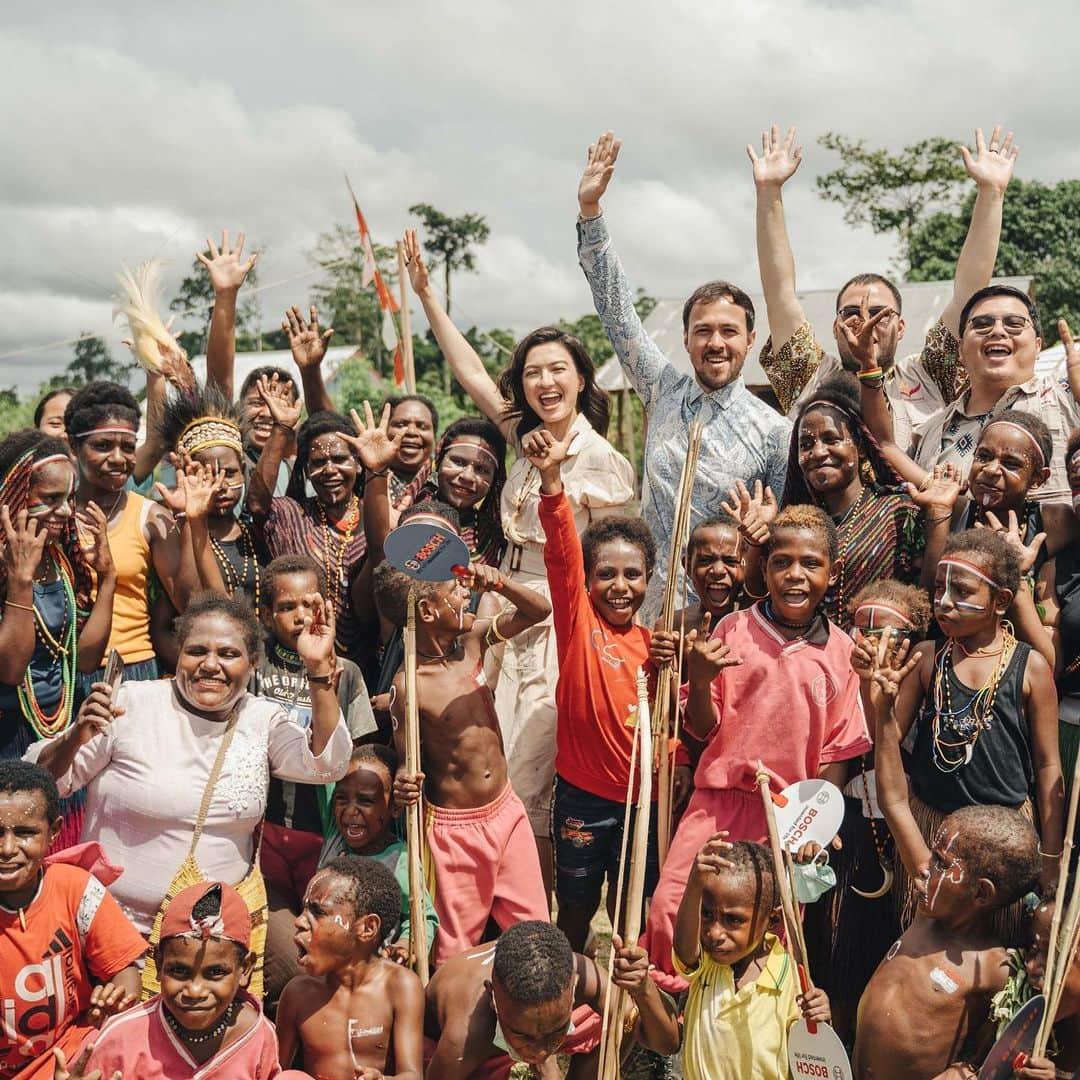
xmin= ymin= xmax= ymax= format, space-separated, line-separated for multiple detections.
xmin=294 ymin=870 xmax=366 ymax=975
xmin=438 ymin=438 xmax=497 ymax=510
xmin=852 ymin=601 xmax=915 ymax=651
xmin=933 ymin=557 xmax=1005 ymax=636
xmin=158 ymin=937 xmax=253 ymax=1033
xmin=332 ymin=763 xmax=393 ymax=855
xmin=489 ymin=974 xmax=576 ymax=1066
xmin=1026 ymin=900 xmax=1080 ymax=1017
xmin=917 ymin=826 xmax=974 ymax=921
xmin=263 ymin=570 xmax=321 ymax=650
xmin=422 ymin=579 xmax=474 ymax=636
xmin=687 ymin=526 xmax=744 ymax=617
xmin=797 ymin=409 xmax=860 ymax=495
xmin=967 ymin=425 xmax=1047 ymax=511
xmin=0 ymin=791 xmax=60 ymax=900
xmin=765 ymin=528 xmax=834 ymax=624
xmin=699 ymin=871 xmax=775 ymax=969
xmin=587 ymin=539 xmax=648 ymax=628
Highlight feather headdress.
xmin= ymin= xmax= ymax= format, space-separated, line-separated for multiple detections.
xmin=112 ymin=259 xmax=195 ymax=393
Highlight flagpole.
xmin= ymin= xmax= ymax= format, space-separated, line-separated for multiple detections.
xmin=397 ymin=242 xmax=416 ymax=394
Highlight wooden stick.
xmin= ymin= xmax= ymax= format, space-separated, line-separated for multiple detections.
xmin=397 ymin=242 xmax=416 ymax=394
xmin=403 ymin=590 xmax=428 ymax=983
xmin=597 ymin=671 xmax=654 ymax=1079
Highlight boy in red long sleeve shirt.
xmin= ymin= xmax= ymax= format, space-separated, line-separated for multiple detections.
xmin=526 ymin=428 xmax=689 ymax=952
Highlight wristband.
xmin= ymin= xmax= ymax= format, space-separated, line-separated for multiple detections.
xmin=366 ymin=468 xmax=389 ymax=478
xmin=1039 ymin=847 xmax=1063 ymax=859
xmin=306 ymin=669 xmax=336 ymax=685
xmin=856 ymin=367 xmax=884 ymax=380
xmin=4 ymin=600 xmax=34 ymax=613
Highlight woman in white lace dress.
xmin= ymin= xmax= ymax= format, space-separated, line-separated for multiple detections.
xmin=27 ymin=592 xmax=351 ymax=935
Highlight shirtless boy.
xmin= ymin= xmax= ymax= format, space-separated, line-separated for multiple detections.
xmin=855 ymin=635 xmax=1042 ymax=1079
xmin=277 ymin=856 xmax=423 ymax=1080
xmin=374 ymin=559 xmax=551 ymax=963
xmin=425 ymin=920 xmax=677 ymax=1080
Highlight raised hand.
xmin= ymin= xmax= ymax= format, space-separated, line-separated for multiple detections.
xmin=196 ymin=229 xmax=258 ymax=293
xmin=179 ymin=458 xmax=228 ymax=522
xmin=521 ymin=427 xmax=579 ymax=478
xmin=686 ymin=613 xmax=742 ymax=683
xmin=904 ymin=462 xmax=964 ymax=514
xmin=346 ymin=401 xmax=402 ymax=475
xmin=402 ymin=229 xmax=432 ymax=296
xmin=54 ymin=1045 xmax=122 ymax=1080
xmin=256 ymin=374 xmax=303 ymax=431
xmin=1061 ymin=317 xmax=1079 ymax=372
xmin=76 ymin=502 xmax=115 ymax=577
xmin=283 ymin=304 xmax=334 ymax=370
xmin=1 ymin=506 xmax=47 ymax=586
xmin=87 ymin=981 xmax=138 ymax=1028
xmin=869 ymin=631 xmax=921 ymax=709
xmin=850 ymin=632 xmax=879 ymax=682
xmin=690 ymin=832 xmax=735 ymax=881
xmin=154 ymin=458 xmax=189 ymax=518
xmin=296 ymin=594 xmax=337 ymax=675
xmin=960 ymin=125 xmax=1018 ymax=194
xmin=746 ymin=125 xmax=803 ymax=189
xmin=720 ymin=479 xmax=778 ymax=547
xmin=578 ymin=130 xmax=622 ymax=218
xmin=836 ymin=291 xmax=899 ymax=372
xmin=977 ymin=509 xmax=1046 ymax=574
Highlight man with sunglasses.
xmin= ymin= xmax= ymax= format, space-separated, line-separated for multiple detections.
xmin=751 ymin=125 xmax=1016 ymax=450
xmin=909 ymin=284 xmax=1080 ymax=501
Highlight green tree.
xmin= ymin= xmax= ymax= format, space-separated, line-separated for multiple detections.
xmin=169 ymin=254 xmax=263 ymax=357
xmin=908 ymin=177 xmax=1080 ymax=346
xmin=66 ymin=335 xmax=134 ymax=385
xmin=309 ymin=225 xmax=398 ymax=375
xmin=557 ymin=289 xmax=656 ymax=365
xmin=0 ymin=388 xmax=33 ymax=434
xmin=815 ymin=133 xmax=966 ymax=272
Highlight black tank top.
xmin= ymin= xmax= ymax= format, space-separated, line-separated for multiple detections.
xmin=1056 ymin=546 xmax=1080 ymax=700
xmin=909 ymin=639 xmax=1032 ymax=813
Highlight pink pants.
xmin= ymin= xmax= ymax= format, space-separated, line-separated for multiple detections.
xmin=426 ymin=784 xmax=549 ymax=965
xmin=643 ymin=786 xmax=769 ymax=992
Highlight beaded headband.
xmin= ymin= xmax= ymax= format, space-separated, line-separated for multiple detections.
xmin=71 ymin=424 xmax=137 ymax=440
xmin=440 ymin=438 xmax=500 ymax=468
xmin=177 ymin=417 xmax=243 ymax=458
xmin=853 ymin=602 xmax=914 ymax=628
xmin=30 ymin=454 xmax=74 ymax=472
xmin=981 ymin=419 xmax=1046 ymax=467
xmin=938 ymin=558 xmax=1001 ymax=589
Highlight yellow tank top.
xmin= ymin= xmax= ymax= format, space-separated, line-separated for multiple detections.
xmin=105 ymin=492 xmax=155 ymax=663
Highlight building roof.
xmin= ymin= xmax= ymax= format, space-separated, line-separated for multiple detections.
xmin=596 ymin=276 xmax=1036 ymax=392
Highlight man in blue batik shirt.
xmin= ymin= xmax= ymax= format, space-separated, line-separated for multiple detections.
xmin=576 ymin=130 xmax=791 ymax=621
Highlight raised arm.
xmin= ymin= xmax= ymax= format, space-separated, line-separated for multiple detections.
xmin=0 ymin=509 xmax=47 ymax=683
xmin=402 ymin=229 xmax=512 ymax=438
xmin=246 ymin=375 xmax=303 ymax=518
xmin=132 ymin=370 xmax=167 ymax=483
xmin=283 ymin=304 xmax=336 ymax=416
xmin=749 ymin=125 xmax=807 ymax=359
xmin=344 ymin=402 xmax=403 ymax=568
xmin=938 ymin=127 xmax=1017 ymax=340
xmin=1060 ymin=319 xmax=1080 ymax=408
xmin=74 ymin=502 xmax=116 ymax=673
xmin=674 ymin=832 xmax=735 ymax=971
xmin=576 ymin=131 xmax=671 ymax=408
xmin=871 ymin=637 xmax=934 ymax=879
xmin=199 ymin=229 xmax=258 ymax=401
xmin=295 ymin=593 xmax=345 ymax=758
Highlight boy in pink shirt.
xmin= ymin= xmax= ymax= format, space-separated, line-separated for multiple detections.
xmin=643 ymin=505 xmax=871 ymax=990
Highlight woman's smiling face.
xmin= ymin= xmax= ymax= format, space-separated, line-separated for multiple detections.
xmin=174 ymin=612 xmax=255 ymax=717
xmin=437 ymin=438 xmax=497 ymax=509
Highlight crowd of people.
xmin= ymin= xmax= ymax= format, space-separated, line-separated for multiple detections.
xmin=0 ymin=122 xmax=1078 ymax=1079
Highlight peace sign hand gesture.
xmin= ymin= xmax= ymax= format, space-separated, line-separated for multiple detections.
xmin=402 ymin=229 xmax=432 ymax=298
xmin=869 ymin=630 xmax=921 ymax=713
xmin=836 ymin=291 xmax=899 ymax=373
xmin=578 ymin=131 xmax=622 ymax=218
xmin=746 ymin=125 xmax=803 ymax=189
xmin=976 ymin=509 xmax=1046 ymax=575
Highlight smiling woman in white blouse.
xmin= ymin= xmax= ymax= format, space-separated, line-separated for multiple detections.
xmin=27 ymin=591 xmax=351 ymax=941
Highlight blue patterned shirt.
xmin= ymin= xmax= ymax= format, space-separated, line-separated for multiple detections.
xmin=577 ymin=213 xmax=792 ymax=621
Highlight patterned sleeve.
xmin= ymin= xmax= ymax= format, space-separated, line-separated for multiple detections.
xmin=577 ymin=214 xmax=674 ymax=411
xmin=919 ymin=321 xmax=966 ymax=402
xmin=758 ymin=323 xmax=826 ymax=414
xmin=763 ymin=419 xmax=794 ymax=505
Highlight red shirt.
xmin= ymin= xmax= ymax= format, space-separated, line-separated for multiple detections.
xmin=0 ymin=864 xmax=145 ymax=1079
xmin=692 ymin=603 xmax=871 ymax=792
xmin=541 ymin=490 xmax=678 ymax=802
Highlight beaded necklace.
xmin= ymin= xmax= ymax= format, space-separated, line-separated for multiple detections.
xmin=318 ymin=496 xmax=359 ymax=612
xmin=164 ymin=999 xmax=237 ymax=1044
xmin=16 ymin=547 xmax=77 ymax=738
xmin=929 ymin=622 xmax=1016 ymax=773
xmin=830 ymin=484 xmax=869 ymax=620
xmin=209 ymin=521 xmax=261 ymax=617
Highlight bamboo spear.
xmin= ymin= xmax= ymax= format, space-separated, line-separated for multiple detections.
xmin=403 ymin=590 xmax=429 ymax=983
xmin=597 ymin=671 xmax=654 ymax=1079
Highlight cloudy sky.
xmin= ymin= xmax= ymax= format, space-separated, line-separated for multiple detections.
xmin=3 ymin=0 xmax=1078 ymax=396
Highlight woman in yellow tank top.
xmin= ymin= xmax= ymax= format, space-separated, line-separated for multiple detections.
xmin=66 ymin=382 xmax=197 ymax=685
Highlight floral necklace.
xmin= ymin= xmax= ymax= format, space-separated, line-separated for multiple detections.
xmin=16 ymin=546 xmax=78 ymax=738
xmin=318 ymin=495 xmax=360 ymax=612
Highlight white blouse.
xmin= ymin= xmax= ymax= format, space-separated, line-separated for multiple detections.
xmin=26 ymin=680 xmax=351 ymax=933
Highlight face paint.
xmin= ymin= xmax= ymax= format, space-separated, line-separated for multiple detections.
xmin=444 ymin=595 xmax=464 ymax=631
xmin=332 ymin=914 xmax=351 ymax=931
xmin=982 ymin=420 xmax=1046 ymax=468
xmin=886 ymin=939 xmax=902 ymax=961
xmin=937 ymin=560 xmax=992 ymax=613
xmin=927 ymin=829 xmax=965 ymax=912
xmin=930 ymin=966 xmax=960 ymax=994
xmin=854 ymin=603 xmax=914 ymax=630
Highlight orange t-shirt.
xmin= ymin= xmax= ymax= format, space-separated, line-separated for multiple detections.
xmin=0 ymin=864 xmax=146 ymax=1079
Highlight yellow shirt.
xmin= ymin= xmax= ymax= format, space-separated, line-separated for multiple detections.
xmin=674 ymin=934 xmax=800 ymax=1080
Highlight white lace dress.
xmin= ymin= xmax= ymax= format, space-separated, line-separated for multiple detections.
xmin=26 ymin=680 xmax=351 ymax=933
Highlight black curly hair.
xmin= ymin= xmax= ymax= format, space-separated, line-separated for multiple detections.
xmin=321 ymin=855 xmax=402 ymax=941
xmin=941 ymin=528 xmax=1021 ymax=596
xmin=937 ymin=805 xmax=1040 ymax=909
xmin=0 ymin=760 xmax=60 ymax=824
xmin=64 ymin=381 xmax=140 ymax=441
xmin=175 ymin=590 xmax=261 ymax=659
xmin=492 ymin=921 xmax=575 ymax=1004
xmin=582 ymin=515 xmax=656 ymax=577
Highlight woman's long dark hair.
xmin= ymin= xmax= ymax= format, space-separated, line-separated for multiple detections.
xmin=496 ymin=327 xmax=610 ymax=440
xmin=781 ymin=374 xmax=903 ymax=508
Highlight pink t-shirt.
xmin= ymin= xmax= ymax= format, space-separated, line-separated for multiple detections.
xmin=690 ymin=603 xmax=871 ymax=791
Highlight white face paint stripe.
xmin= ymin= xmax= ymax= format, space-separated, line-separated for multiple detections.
xmin=855 ymin=603 xmax=914 ymax=629
xmin=981 ymin=420 xmax=1046 ymax=467
xmin=939 ymin=558 xmax=1000 ymax=590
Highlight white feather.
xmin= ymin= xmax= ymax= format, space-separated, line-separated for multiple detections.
xmin=112 ymin=258 xmax=187 ymax=373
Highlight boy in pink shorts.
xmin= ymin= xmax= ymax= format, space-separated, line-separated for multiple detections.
xmin=644 ymin=505 xmax=871 ymax=990
xmin=376 ymin=557 xmax=552 ymax=964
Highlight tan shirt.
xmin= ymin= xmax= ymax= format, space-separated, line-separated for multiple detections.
xmin=911 ymin=371 xmax=1080 ymax=503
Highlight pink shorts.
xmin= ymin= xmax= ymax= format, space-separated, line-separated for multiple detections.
xmin=426 ymin=784 xmax=549 ymax=965
xmin=643 ymin=786 xmax=768 ymax=993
